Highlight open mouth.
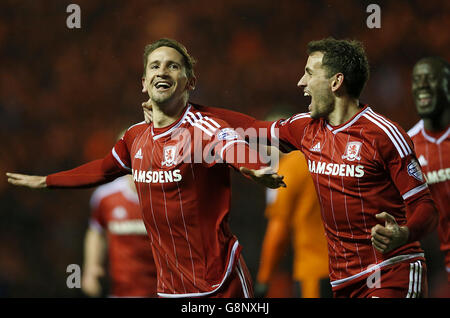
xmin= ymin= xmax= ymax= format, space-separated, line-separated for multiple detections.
xmin=304 ymin=90 xmax=312 ymax=111
xmin=416 ymin=91 xmax=432 ymax=107
xmin=154 ymin=81 xmax=173 ymax=91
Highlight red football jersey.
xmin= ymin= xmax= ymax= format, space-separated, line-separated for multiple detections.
xmin=408 ymin=120 xmax=450 ymax=276
xmin=111 ymin=104 xmax=263 ymax=297
xmin=267 ymin=105 xmax=430 ymax=289
xmin=90 ymin=176 xmax=157 ymax=297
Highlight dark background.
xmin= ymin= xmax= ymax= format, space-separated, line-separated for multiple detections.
xmin=0 ymin=0 xmax=449 ymax=297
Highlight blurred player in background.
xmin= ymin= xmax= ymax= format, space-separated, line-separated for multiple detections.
xmin=255 ymin=151 xmax=331 ymax=298
xmin=254 ymin=110 xmax=330 ymax=298
xmin=170 ymin=37 xmax=440 ymax=297
xmin=7 ymin=38 xmax=284 ymax=298
xmin=82 ymin=172 xmax=157 ymax=297
xmin=407 ymin=57 xmax=450 ymax=287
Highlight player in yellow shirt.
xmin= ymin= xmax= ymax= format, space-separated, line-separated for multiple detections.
xmin=255 ymin=151 xmax=331 ymax=298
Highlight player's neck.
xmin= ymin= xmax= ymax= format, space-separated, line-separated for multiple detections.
xmin=152 ymin=101 xmax=187 ymax=128
xmin=327 ymin=97 xmax=360 ymax=126
xmin=422 ymin=107 xmax=450 ymax=132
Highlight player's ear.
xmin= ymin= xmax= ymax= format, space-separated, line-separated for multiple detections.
xmin=142 ymin=76 xmax=148 ymax=93
xmin=186 ymin=76 xmax=196 ymax=91
xmin=331 ymin=73 xmax=344 ymax=93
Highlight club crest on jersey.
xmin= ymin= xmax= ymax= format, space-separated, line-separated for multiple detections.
xmin=342 ymin=141 xmax=362 ymax=161
xmin=407 ymin=158 xmax=424 ymax=182
xmin=161 ymin=145 xmax=177 ymax=167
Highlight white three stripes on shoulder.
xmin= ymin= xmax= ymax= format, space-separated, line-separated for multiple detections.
xmin=363 ymin=111 xmax=412 ymax=158
xmin=367 ymin=109 xmax=412 ymax=155
xmin=289 ymin=113 xmax=310 ymax=123
xmin=183 ymin=111 xmax=221 ymax=136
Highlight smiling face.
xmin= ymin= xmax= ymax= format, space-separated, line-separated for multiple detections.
xmin=143 ymin=46 xmax=195 ymax=108
xmin=297 ymin=51 xmax=335 ymax=119
xmin=412 ymin=59 xmax=450 ymax=119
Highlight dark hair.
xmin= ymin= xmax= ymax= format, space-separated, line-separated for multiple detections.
xmin=143 ymin=38 xmax=196 ymax=78
xmin=307 ymin=37 xmax=370 ymax=98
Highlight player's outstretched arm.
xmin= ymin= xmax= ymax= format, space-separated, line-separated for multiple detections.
xmin=240 ymin=166 xmax=286 ymax=189
xmin=7 ymin=153 xmax=127 ymax=190
xmin=6 ymin=173 xmax=47 ymax=189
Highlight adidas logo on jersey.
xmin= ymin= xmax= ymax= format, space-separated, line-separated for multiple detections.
xmin=310 ymin=142 xmax=321 ymax=152
xmin=134 ymin=148 xmax=143 ymax=160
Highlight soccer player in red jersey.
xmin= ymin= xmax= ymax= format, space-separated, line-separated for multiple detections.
xmin=407 ymin=57 xmax=450 ymax=284
xmin=82 ymin=175 xmax=157 ymax=297
xmin=159 ymin=38 xmax=439 ymax=298
xmin=7 ymin=38 xmax=285 ymax=298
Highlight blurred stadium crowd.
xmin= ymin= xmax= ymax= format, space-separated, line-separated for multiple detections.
xmin=0 ymin=0 xmax=449 ymax=296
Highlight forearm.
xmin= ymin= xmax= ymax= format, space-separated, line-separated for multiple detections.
xmin=404 ymin=191 xmax=439 ymax=243
xmin=46 ymin=152 xmax=126 ymax=188
xmin=83 ymin=229 xmax=106 ymax=276
xmin=222 ymin=141 xmax=268 ymax=171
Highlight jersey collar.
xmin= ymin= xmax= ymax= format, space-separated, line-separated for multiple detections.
xmin=151 ymin=104 xmax=192 ymax=141
xmin=421 ymin=123 xmax=450 ymax=144
xmin=326 ymin=104 xmax=370 ymax=134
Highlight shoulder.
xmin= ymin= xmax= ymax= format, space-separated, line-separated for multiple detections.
xmin=361 ymin=108 xmax=413 ymax=158
xmin=90 ymin=177 xmax=128 ymax=210
xmin=286 ymin=112 xmax=313 ymax=124
xmin=407 ymin=120 xmax=424 ymax=139
xmin=183 ymin=104 xmax=236 ymax=138
xmin=124 ymin=121 xmax=149 ymax=138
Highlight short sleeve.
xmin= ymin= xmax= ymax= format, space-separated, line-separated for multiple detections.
xmin=111 ymin=123 xmax=147 ymax=173
xmin=269 ymin=113 xmax=312 ymax=152
xmin=379 ymin=123 xmax=429 ymax=202
xmin=201 ymin=118 xmax=267 ymax=170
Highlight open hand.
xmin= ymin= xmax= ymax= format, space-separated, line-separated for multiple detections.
xmin=240 ymin=166 xmax=286 ymax=189
xmin=371 ymin=212 xmax=409 ymax=254
xmin=6 ymin=172 xmax=47 ymax=189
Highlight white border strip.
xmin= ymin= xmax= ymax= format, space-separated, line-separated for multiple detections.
xmin=112 ymin=147 xmax=131 ymax=171
xmin=367 ymin=109 xmax=411 ymax=155
xmin=219 ymin=140 xmax=248 ymax=159
xmin=236 ymin=259 xmax=250 ymax=298
xmin=158 ymin=240 xmax=240 ymax=298
xmin=421 ymin=125 xmax=450 ymax=145
xmin=402 ymin=183 xmax=428 ymax=200
xmin=406 ymin=261 xmax=423 ymax=298
xmin=152 ymin=105 xmax=192 ymax=140
xmin=330 ymin=253 xmax=424 ymax=288
xmin=363 ymin=114 xmax=406 ymax=158
xmin=331 ymin=107 xmax=370 ymax=134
